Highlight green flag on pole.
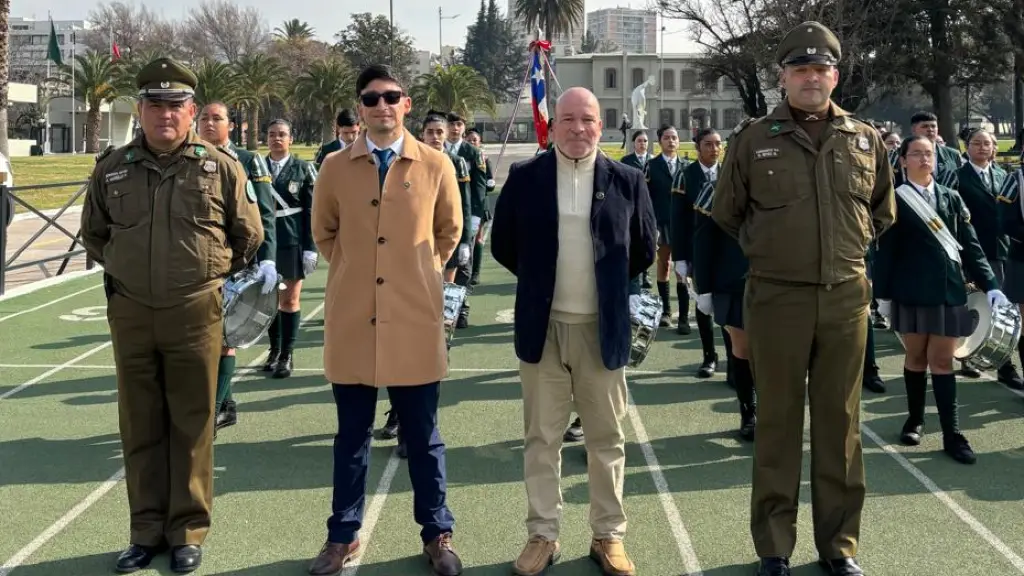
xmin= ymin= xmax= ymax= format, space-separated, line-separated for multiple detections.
xmin=46 ymin=19 xmax=63 ymax=66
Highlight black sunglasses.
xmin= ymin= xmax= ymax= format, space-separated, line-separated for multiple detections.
xmin=360 ymin=90 xmax=404 ymax=107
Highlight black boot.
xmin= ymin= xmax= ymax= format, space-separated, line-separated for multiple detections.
xmin=932 ymin=372 xmax=976 ymax=464
xmin=263 ymin=313 xmax=282 ymax=372
xmin=998 ymin=359 xmax=1024 ymax=389
xmin=641 ymin=271 xmax=652 ymax=289
xmin=676 ymin=282 xmax=691 ymax=334
xmin=215 ymin=400 xmax=237 ymax=430
xmin=695 ymin=309 xmax=716 ymax=376
xmin=863 ymin=322 xmax=886 ymax=393
xmin=721 ymin=327 xmax=735 ymax=389
xmin=379 ymin=409 xmax=400 ymax=439
xmin=734 ymin=357 xmax=756 ymax=441
xmin=900 ymin=368 xmax=927 ymax=445
xmin=272 ymin=350 xmax=293 ymax=379
xmin=657 ymin=281 xmax=673 ymax=328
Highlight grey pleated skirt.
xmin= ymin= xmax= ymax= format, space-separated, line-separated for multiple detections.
xmin=890 ymin=303 xmax=976 ymax=338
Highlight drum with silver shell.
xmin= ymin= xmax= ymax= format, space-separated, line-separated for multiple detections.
xmin=443 ymin=282 xmax=468 ymax=345
xmin=222 ymin=266 xmax=281 ymax=349
xmin=629 ymin=291 xmax=663 ymax=367
xmin=953 ymin=289 xmax=1022 ymax=370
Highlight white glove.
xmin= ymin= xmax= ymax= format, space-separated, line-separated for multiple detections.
xmin=696 ymin=293 xmax=713 ymax=316
xmin=302 ymin=250 xmax=318 ymax=276
xmin=255 ymin=260 xmax=278 ymax=294
xmin=457 ymin=243 xmax=470 ymax=266
xmin=988 ymin=289 xmax=1010 ymax=309
xmin=629 ymin=294 xmax=641 ymax=316
xmin=674 ymin=261 xmax=688 ymax=278
xmin=486 ymin=178 xmax=496 ymax=188
xmin=877 ymin=299 xmax=892 ymax=319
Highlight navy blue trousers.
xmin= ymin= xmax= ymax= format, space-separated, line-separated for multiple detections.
xmin=327 ymin=382 xmax=454 ymax=545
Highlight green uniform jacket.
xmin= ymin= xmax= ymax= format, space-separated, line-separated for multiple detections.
xmin=873 ymin=183 xmax=996 ymax=306
xmin=997 ymin=168 xmax=1024 ymax=262
xmin=621 ymin=152 xmax=652 ymax=172
xmin=691 ymin=164 xmax=748 ymax=295
xmin=484 ymin=156 xmax=496 ymax=194
xmin=644 ymin=155 xmax=684 ymax=229
xmin=451 ymin=140 xmax=488 ymax=217
xmin=670 ymin=160 xmax=711 ymax=263
xmin=447 ymin=150 xmax=473 ymax=246
xmin=265 ymin=155 xmax=317 ymax=253
xmin=955 ymin=162 xmax=1009 ymax=262
xmin=224 ymin=143 xmax=276 ymax=262
xmin=314 ymin=139 xmax=343 ymax=170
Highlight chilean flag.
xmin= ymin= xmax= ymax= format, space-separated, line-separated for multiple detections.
xmin=529 ymin=41 xmax=550 ymax=149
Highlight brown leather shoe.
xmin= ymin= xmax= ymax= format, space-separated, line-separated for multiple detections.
xmin=423 ymin=533 xmax=463 ymax=576
xmin=513 ymin=536 xmax=560 ymax=575
xmin=589 ymin=538 xmax=635 ymax=576
xmin=308 ymin=540 xmax=360 ymax=575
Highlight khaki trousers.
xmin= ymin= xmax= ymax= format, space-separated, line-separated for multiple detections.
xmin=519 ymin=311 xmax=628 ymax=541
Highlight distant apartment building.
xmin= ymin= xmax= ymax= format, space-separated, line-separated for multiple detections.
xmin=586 ymin=7 xmax=657 ymax=54
xmin=9 ymin=17 xmax=90 ymax=81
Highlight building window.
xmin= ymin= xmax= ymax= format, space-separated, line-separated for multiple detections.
xmin=679 ymin=110 xmax=690 ymax=130
xmin=701 ymin=72 xmax=719 ymax=92
xmin=632 ymin=67 xmax=644 ymax=88
xmin=659 ymin=108 xmax=675 ymax=127
xmin=604 ymin=68 xmax=617 ymax=89
xmin=605 ymin=108 xmax=619 ymax=128
xmin=680 ymin=69 xmax=697 ymax=91
xmin=723 ymin=108 xmax=744 ymax=130
xmin=661 ymin=69 xmax=675 ymax=91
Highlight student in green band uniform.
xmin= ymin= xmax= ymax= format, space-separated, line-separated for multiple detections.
xmin=445 ymin=112 xmax=488 ymax=320
xmin=996 ymin=165 xmax=1024 ymax=395
xmin=465 ymin=128 xmax=494 ymax=286
xmin=621 ymin=130 xmax=654 ymax=289
xmin=690 ymin=127 xmax=755 ymax=440
xmin=956 ymin=128 xmax=1024 ymax=388
xmin=888 ymin=111 xmax=962 ymax=190
xmin=263 ymin=119 xmax=318 ymax=379
xmin=441 ymin=116 xmax=474 ymax=326
xmin=197 ymin=102 xmax=279 ymax=434
xmin=644 ymin=124 xmax=687 ymax=328
xmin=873 ymin=135 xmax=1008 ymax=465
xmin=672 ymin=127 xmax=720 ymax=374
xmin=313 ymin=109 xmax=361 ymax=170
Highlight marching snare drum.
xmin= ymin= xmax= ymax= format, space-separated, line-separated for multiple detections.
xmin=222 ymin=266 xmax=281 ymax=349
xmin=628 ymin=291 xmax=663 ymax=368
xmin=443 ymin=282 xmax=468 ymax=345
xmin=953 ymin=289 xmax=1022 ymax=370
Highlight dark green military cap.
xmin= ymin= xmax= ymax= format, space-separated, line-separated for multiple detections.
xmin=776 ymin=21 xmax=841 ymax=67
xmin=136 ymin=57 xmax=197 ymax=101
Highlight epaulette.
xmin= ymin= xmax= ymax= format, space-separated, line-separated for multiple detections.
xmin=730 ymin=116 xmax=762 ymax=138
xmin=217 ymin=145 xmax=239 ymax=162
xmin=95 ymin=144 xmax=115 ymax=163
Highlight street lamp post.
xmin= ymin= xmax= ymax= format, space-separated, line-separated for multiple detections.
xmin=439 ymin=7 xmax=459 ymax=66
xmin=390 ymin=0 xmax=395 ymax=66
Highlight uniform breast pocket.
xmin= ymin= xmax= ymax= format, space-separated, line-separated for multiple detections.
xmin=839 ymin=150 xmax=876 ymax=202
xmin=172 ymin=176 xmax=219 ymax=220
xmin=751 ymin=163 xmax=803 ymax=209
xmin=106 ymin=187 xmax=149 ymax=226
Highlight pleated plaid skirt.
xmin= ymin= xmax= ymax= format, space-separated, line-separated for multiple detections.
xmin=890 ymin=302 xmax=976 ymax=338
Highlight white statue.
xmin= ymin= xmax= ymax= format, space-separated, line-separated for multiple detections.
xmin=631 ymin=75 xmax=657 ymax=130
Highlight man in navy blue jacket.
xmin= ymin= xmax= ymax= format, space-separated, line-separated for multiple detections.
xmin=490 ymin=87 xmax=656 ymax=576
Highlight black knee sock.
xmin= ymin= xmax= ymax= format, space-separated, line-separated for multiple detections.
xmin=721 ymin=327 xmax=734 ymax=386
xmin=733 ymin=357 xmax=756 ymax=415
xmin=931 ymin=373 xmax=960 ymax=436
xmin=657 ymin=281 xmax=671 ymax=314
xmin=904 ymin=368 xmax=927 ymax=425
xmin=864 ymin=323 xmax=878 ymax=373
xmin=267 ymin=313 xmax=282 ymax=350
xmin=216 ymin=355 xmax=236 ymax=407
xmin=281 ymin=310 xmax=300 ymax=352
xmin=676 ymin=282 xmax=689 ymax=320
xmin=471 ymin=242 xmax=484 ymax=278
xmin=696 ymin=310 xmax=716 ymax=358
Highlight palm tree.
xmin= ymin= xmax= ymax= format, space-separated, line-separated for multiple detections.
xmin=54 ymin=51 xmax=128 ymax=153
xmin=513 ymin=0 xmax=584 ymax=97
xmin=233 ymin=53 xmax=288 ymax=150
xmin=294 ymin=57 xmax=354 ymax=142
xmin=194 ymin=58 xmax=241 ymax=108
xmin=0 ymin=0 xmax=11 ymax=157
xmin=273 ymin=19 xmax=315 ymax=43
xmin=410 ymin=64 xmax=497 ymax=121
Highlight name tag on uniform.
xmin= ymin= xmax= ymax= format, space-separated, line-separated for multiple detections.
xmin=754 ymin=148 xmax=780 ymax=160
xmin=105 ymin=169 xmax=128 ymax=183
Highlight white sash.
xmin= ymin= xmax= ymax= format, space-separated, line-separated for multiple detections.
xmin=896 ymin=184 xmax=961 ymax=265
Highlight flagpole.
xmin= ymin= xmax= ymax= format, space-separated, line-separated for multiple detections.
xmin=107 ymin=28 xmax=113 ymax=148
xmin=70 ymin=28 xmax=76 ymax=155
xmin=44 ymin=12 xmax=51 ymax=154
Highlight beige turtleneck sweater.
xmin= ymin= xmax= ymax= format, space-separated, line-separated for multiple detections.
xmin=551 ymin=146 xmax=599 ymax=318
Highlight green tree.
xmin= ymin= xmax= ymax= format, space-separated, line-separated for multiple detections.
xmin=294 ymin=56 xmax=355 ymax=142
xmin=410 ymin=64 xmax=497 ymax=120
xmin=462 ymin=0 xmax=527 ymax=103
xmin=335 ymin=13 xmax=417 ymax=85
xmin=233 ymin=53 xmax=288 ymax=150
xmin=53 ymin=51 xmax=130 ymax=153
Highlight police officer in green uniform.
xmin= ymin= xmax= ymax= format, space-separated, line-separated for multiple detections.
xmin=445 ymin=112 xmax=487 ymax=325
xmin=645 ymin=124 xmax=688 ymax=329
xmin=691 ymin=126 xmax=755 ymax=440
xmin=712 ymin=22 xmax=896 ymax=576
xmin=263 ymin=119 xmax=318 ymax=378
xmin=81 ymin=57 xmax=263 ymax=573
xmin=313 ymin=109 xmax=360 ymax=170
xmin=197 ymin=101 xmax=278 ymax=432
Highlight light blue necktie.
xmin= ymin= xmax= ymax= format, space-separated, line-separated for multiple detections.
xmin=373 ymin=148 xmax=394 ymax=191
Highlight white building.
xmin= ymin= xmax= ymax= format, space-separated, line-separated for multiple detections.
xmin=9 ymin=17 xmax=91 ymax=80
xmin=473 ymin=52 xmax=768 ymax=144
xmin=43 ymin=97 xmax=136 ymax=154
xmin=586 ymin=7 xmax=657 ymax=54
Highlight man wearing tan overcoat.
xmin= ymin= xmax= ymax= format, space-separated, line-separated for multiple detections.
xmin=307 ymin=64 xmax=465 ymax=576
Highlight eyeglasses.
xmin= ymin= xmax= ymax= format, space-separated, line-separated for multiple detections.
xmin=360 ymin=90 xmax=404 ymax=107
xmin=906 ymin=151 xmax=934 ymax=159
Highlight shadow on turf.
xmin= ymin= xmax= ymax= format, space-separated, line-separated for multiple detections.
xmin=30 ymin=332 xmax=109 ymax=350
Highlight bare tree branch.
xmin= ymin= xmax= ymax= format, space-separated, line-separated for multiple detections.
xmin=182 ymin=0 xmax=270 ymax=64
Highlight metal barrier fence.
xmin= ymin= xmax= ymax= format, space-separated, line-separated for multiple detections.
xmin=0 ymin=180 xmax=93 ymax=296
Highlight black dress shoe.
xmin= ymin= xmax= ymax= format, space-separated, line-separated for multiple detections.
xmin=900 ymin=418 xmax=923 ymax=446
xmin=818 ymin=557 xmax=864 ymax=575
xmin=739 ymin=409 xmax=756 ymax=442
xmin=115 ymin=543 xmax=167 ymax=573
xmin=456 ymin=313 xmax=469 ymax=329
xmin=697 ymin=355 xmax=717 ymax=378
xmin=755 ymin=556 xmax=790 ymax=576
xmin=958 ymin=361 xmax=982 ymax=378
xmin=563 ymin=416 xmax=584 ymax=442
xmin=944 ymin=432 xmax=977 ymax=464
xmin=999 ymin=364 xmax=1024 ymax=389
xmin=170 ymin=545 xmax=202 ymax=573
xmin=215 ymin=400 xmax=237 ymax=430
xmin=272 ymin=351 xmax=293 ymax=378
xmin=379 ymin=410 xmax=400 ymax=440
xmin=263 ymin=348 xmax=279 ymax=372
xmin=863 ymin=372 xmax=886 ymax=393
